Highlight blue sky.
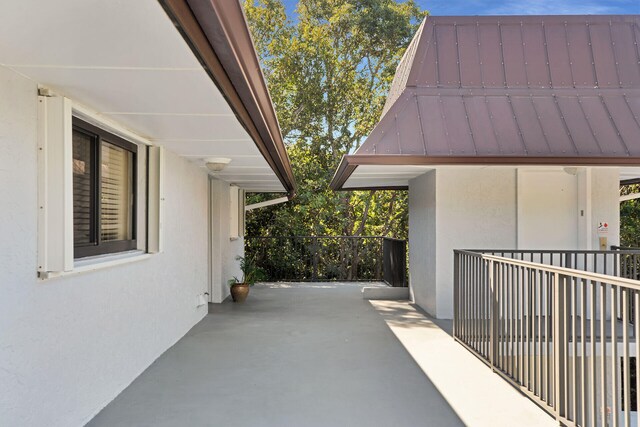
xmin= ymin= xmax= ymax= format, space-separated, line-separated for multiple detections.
xmin=283 ymin=0 xmax=639 ymax=16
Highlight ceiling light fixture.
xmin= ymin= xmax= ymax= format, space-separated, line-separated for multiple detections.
xmin=205 ymin=157 xmax=232 ymax=172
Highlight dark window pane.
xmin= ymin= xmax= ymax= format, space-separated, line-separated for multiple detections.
xmin=100 ymin=141 xmax=133 ymax=242
xmin=72 ymin=130 xmax=95 ymax=245
xmin=621 ymin=356 xmax=637 ymax=411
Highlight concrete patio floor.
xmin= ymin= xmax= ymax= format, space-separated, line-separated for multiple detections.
xmin=88 ymin=283 xmax=554 ymax=427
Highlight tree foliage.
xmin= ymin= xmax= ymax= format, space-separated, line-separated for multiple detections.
xmin=620 ymin=184 xmax=640 ymax=247
xmin=243 ymin=0 xmax=427 ymax=239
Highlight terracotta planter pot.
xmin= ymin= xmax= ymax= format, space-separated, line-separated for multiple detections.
xmin=230 ymin=283 xmax=250 ymax=303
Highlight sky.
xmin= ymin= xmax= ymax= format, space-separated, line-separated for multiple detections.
xmin=283 ymin=0 xmax=639 ymax=16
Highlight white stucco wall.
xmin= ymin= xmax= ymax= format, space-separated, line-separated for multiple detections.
xmin=408 ymin=171 xmax=437 ymax=314
xmin=0 ymin=65 xmax=233 ymax=426
xmin=435 ymin=168 xmax=518 ymax=319
xmin=408 ymin=166 xmax=621 ymax=319
xmin=517 ymin=169 xmax=578 ymax=249
xmin=209 ymin=178 xmax=244 ymax=303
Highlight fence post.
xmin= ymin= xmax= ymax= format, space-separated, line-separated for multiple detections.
xmin=489 ymin=259 xmax=497 ymax=372
xmin=553 ymin=272 xmax=567 ymax=423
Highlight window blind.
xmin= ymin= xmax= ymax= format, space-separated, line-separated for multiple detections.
xmin=72 ymin=131 xmax=94 ymax=245
xmin=100 ymin=141 xmax=133 ymax=242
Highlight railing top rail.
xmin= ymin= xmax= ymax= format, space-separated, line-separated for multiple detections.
xmin=246 ymin=235 xmax=393 ymax=239
xmin=454 ymin=249 xmax=486 ymax=257
xmin=479 ymin=253 xmax=640 ymax=291
xmin=460 ymin=248 xmax=640 ymax=254
xmin=611 ymin=245 xmax=640 ymax=251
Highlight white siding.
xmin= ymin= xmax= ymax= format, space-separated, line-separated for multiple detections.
xmin=0 ymin=65 xmax=233 ymax=426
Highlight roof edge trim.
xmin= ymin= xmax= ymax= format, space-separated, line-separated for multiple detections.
xmin=158 ymin=0 xmax=296 ymax=198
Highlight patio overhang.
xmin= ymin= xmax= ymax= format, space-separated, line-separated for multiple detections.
xmin=0 ymin=0 xmax=295 ymax=196
xmin=331 ymin=14 xmax=640 ymax=191
xmin=160 ymin=0 xmax=296 ymax=197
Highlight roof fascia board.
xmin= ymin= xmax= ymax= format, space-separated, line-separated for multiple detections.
xmin=410 ymin=87 xmax=640 ymax=96
xmin=158 ymin=0 xmax=296 ymax=198
xmin=348 ymin=155 xmax=640 ymax=167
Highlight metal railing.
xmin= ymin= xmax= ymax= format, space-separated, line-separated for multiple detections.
xmin=454 ymin=249 xmax=640 ymax=427
xmin=245 ymin=236 xmax=407 ymax=283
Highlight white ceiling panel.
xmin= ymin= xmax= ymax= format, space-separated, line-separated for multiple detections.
xmin=158 ymin=139 xmax=263 ymax=157
xmin=102 ymin=114 xmax=249 ymax=142
xmin=11 ymin=67 xmax=231 ymax=115
xmin=0 ymin=0 xmax=199 ymax=68
xmin=182 ymin=155 xmax=271 ymax=168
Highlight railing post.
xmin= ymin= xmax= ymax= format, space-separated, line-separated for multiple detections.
xmin=489 ymin=259 xmax=497 ymax=372
xmin=453 ymin=252 xmax=459 ymax=338
xmin=553 ymin=272 xmax=567 ymax=423
xmin=311 ymin=237 xmax=318 ymax=281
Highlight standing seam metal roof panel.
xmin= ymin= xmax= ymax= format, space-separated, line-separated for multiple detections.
xmin=355 ymin=15 xmax=640 ymax=160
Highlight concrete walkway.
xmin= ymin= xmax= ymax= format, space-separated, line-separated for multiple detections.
xmin=370 ymin=300 xmax=556 ymax=427
xmin=88 ymin=283 xmax=552 ymax=426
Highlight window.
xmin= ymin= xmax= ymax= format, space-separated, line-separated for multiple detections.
xmin=37 ymin=94 xmax=162 ymax=276
xmin=72 ymin=117 xmax=137 ymax=258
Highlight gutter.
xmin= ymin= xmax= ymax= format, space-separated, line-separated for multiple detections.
xmin=158 ymin=0 xmax=296 ymax=199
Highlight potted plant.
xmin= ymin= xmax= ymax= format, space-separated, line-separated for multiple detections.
xmin=228 ymin=255 xmax=265 ymax=303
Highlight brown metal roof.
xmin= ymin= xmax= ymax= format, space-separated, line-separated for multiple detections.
xmin=331 ymin=15 xmax=640 ymax=190
xmin=159 ymin=0 xmax=296 ymax=197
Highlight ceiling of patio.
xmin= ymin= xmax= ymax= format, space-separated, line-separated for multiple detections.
xmin=0 ymin=0 xmax=285 ymax=192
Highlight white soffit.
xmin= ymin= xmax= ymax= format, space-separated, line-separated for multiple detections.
xmin=346 ymin=164 xmax=640 ymax=189
xmin=0 ymin=0 xmax=285 ymax=193
xmin=342 ymin=165 xmax=433 ymax=189
xmin=620 ymin=167 xmax=640 ymax=183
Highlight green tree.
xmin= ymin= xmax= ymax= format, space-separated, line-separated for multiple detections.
xmin=620 ymin=184 xmax=640 ymax=247
xmin=244 ymin=0 xmax=425 ymax=242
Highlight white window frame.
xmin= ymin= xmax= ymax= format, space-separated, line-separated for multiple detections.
xmin=37 ymin=93 xmax=164 ymax=278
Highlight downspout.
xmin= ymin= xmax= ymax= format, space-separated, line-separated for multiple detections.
xmin=245 ymin=196 xmax=289 ymax=211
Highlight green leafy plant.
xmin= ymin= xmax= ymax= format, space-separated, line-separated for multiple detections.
xmin=228 ymin=255 xmax=266 ymax=287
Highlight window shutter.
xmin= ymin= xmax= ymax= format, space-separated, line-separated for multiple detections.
xmin=229 ymin=185 xmax=240 ymax=240
xmin=37 ymin=95 xmax=74 ymax=275
xmin=147 ymin=146 xmax=164 ymax=253
xmin=238 ymin=189 xmax=245 ymax=238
